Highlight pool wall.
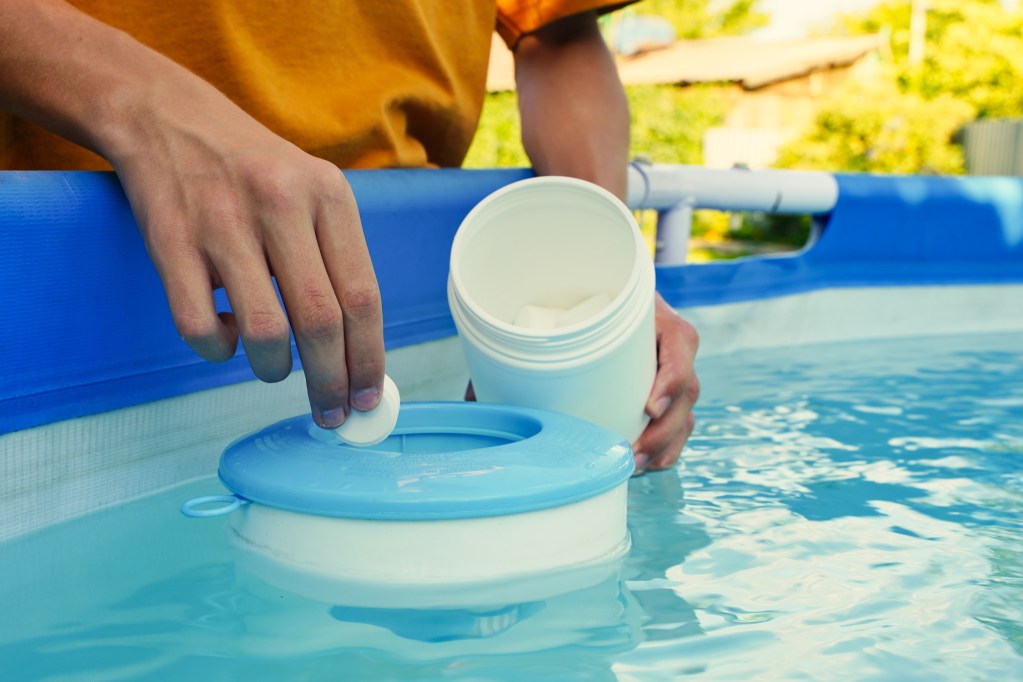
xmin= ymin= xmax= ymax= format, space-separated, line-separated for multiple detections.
xmin=2 ymin=169 xmax=1022 ymax=539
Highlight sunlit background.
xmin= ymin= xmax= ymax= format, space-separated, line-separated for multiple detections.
xmin=466 ymin=0 xmax=1023 ymax=260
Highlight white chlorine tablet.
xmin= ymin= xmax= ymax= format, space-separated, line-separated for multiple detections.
xmin=333 ymin=374 xmax=401 ymax=446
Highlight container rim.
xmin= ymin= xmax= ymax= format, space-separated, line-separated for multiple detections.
xmin=448 ymin=176 xmax=649 ymax=339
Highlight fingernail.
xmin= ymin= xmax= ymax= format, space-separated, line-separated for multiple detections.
xmin=319 ymin=407 xmax=348 ymax=429
xmin=351 ymin=387 xmax=381 ymax=412
xmin=650 ymin=397 xmax=671 ymax=420
xmin=632 ymin=452 xmax=650 ymax=476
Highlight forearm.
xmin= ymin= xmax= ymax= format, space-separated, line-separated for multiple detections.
xmin=0 ymin=0 xmax=261 ymax=166
xmin=513 ymin=11 xmax=630 ymax=201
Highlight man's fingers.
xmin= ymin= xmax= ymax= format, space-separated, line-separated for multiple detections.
xmin=647 ymin=361 xmax=701 ymax=422
xmin=265 ymin=218 xmax=351 ymax=429
xmin=646 ymin=297 xmax=700 ymax=416
xmin=632 ymin=294 xmax=702 ymax=474
xmin=212 ymin=239 xmax=293 ymax=384
xmin=316 ymin=175 xmax=385 ymax=414
xmin=633 ymin=403 xmax=695 ymax=473
xmin=151 ymin=244 xmax=238 ymax=363
xmin=650 ymin=411 xmax=695 ymax=471
xmin=339 ymin=274 xmax=385 ymax=411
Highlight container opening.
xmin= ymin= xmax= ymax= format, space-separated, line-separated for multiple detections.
xmin=454 ymin=184 xmax=639 ymax=325
xmin=373 ymin=430 xmax=523 ymax=455
xmin=317 ymin=407 xmax=545 ymax=455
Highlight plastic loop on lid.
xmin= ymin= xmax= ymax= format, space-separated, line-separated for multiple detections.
xmin=180 ymin=494 xmax=249 ymax=518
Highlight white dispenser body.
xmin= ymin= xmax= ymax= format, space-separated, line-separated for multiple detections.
xmin=227 ymin=484 xmax=630 ymax=608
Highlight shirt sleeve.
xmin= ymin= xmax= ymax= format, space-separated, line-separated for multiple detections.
xmin=496 ymin=0 xmax=635 ymax=49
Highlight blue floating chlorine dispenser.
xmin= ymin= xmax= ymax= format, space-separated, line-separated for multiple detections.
xmin=183 ymin=177 xmax=650 ymax=611
xmin=182 ymin=397 xmax=634 ymax=609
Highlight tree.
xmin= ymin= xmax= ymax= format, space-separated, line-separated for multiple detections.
xmin=780 ymin=0 xmax=1023 ymax=175
xmin=841 ymin=0 xmax=1023 ymax=119
xmin=776 ymin=77 xmax=973 ymax=174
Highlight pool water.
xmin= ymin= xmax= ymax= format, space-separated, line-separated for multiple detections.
xmin=1 ymin=331 xmax=1022 ymax=680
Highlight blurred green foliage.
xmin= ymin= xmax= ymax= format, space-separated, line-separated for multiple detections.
xmin=775 ymin=77 xmax=974 ymax=174
xmin=465 ymin=1 xmax=1023 ymax=255
xmin=841 ymin=0 xmax=1023 ymax=119
xmin=462 ymin=92 xmax=526 ymax=169
xmin=467 ymin=0 xmax=1023 ymax=177
xmin=632 ymin=0 xmax=768 ymax=38
xmin=780 ymin=0 xmax=1023 ymax=175
xmin=626 ymin=84 xmax=730 ymax=165
xmin=463 ymin=84 xmax=731 ymax=170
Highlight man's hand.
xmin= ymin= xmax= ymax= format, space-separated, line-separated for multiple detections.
xmin=116 ymin=131 xmax=384 ymax=429
xmin=0 ymin=0 xmax=385 ymax=427
xmin=632 ymin=294 xmax=700 ymax=473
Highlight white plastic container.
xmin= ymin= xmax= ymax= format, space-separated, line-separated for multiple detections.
xmin=448 ymin=176 xmax=656 ymax=442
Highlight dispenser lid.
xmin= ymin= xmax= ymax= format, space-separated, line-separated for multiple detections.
xmin=218 ymin=402 xmax=634 ymax=520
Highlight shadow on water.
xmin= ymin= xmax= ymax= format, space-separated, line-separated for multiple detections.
xmin=625 ymin=468 xmax=712 ymax=645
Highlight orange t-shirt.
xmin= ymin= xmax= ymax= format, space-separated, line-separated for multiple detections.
xmin=1 ymin=0 xmax=625 ymax=171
